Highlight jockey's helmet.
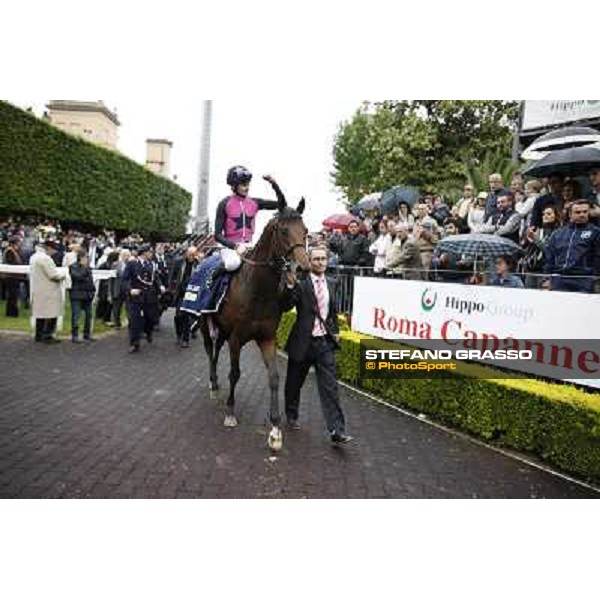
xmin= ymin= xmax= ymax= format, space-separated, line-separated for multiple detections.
xmin=227 ymin=165 xmax=252 ymax=189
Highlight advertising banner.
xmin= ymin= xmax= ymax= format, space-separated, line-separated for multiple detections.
xmin=522 ymin=100 xmax=600 ymax=132
xmin=352 ymin=277 xmax=600 ymax=388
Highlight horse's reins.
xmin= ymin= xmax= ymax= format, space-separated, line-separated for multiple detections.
xmin=241 ymin=242 xmax=306 ymax=271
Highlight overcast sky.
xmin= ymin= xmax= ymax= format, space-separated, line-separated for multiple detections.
xmin=10 ymin=98 xmax=364 ymax=235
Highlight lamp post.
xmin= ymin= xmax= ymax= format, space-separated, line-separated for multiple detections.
xmin=193 ymin=100 xmax=212 ymax=234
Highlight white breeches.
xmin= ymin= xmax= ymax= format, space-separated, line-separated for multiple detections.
xmin=221 ymin=248 xmax=242 ymax=271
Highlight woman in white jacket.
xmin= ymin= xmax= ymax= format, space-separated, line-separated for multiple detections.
xmin=467 ymin=192 xmax=488 ymax=233
xmin=397 ymin=202 xmax=415 ymax=230
xmin=369 ymin=220 xmax=392 ymax=274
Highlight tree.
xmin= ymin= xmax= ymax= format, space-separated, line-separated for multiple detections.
xmin=462 ymin=148 xmax=521 ymax=196
xmin=0 ymin=101 xmax=191 ymax=237
xmin=330 ymin=105 xmax=379 ymax=202
xmin=332 ymin=100 xmax=520 ymax=204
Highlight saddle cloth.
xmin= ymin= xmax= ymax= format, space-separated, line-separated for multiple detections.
xmin=180 ymin=254 xmax=231 ymax=315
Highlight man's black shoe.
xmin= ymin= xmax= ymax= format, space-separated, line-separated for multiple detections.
xmin=330 ymin=433 xmax=353 ymax=445
xmin=146 ymin=333 xmax=153 ymax=343
xmin=180 ymin=340 xmax=190 ymax=348
xmin=42 ymin=338 xmax=61 ymax=344
xmin=286 ymin=419 xmax=301 ymax=430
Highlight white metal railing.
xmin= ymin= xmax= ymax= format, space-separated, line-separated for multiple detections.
xmin=0 ymin=264 xmax=117 ymax=335
xmin=0 ymin=264 xmax=116 ymax=281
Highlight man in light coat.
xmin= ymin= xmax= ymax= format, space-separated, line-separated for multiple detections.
xmin=29 ymin=239 xmax=67 ymax=343
xmin=385 ymin=222 xmax=424 ymax=280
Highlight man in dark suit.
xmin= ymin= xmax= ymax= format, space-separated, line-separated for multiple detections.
xmin=483 ymin=173 xmax=510 ymax=222
xmin=169 ymin=245 xmax=201 ymax=347
xmin=122 ymin=245 xmax=165 ymax=353
xmin=280 ymin=246 xmax=352 ymax=444
xmin=3 ymin=235 xmax=23 ymax=317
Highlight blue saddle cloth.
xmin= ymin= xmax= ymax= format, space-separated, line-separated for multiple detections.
xmin=180 ymin=254 xmax=231 ymax=315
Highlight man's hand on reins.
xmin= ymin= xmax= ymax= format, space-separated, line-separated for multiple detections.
xmin=285 ymin=270 xmax=297 ymax=288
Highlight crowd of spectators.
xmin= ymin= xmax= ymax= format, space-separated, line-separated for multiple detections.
xmin=0 ymin=215 xmax=210 ymax=340
xmin=306 ymin=168 xmax=600 ymax=294
xmin=1 ymin=166 xmax=600 ymax=338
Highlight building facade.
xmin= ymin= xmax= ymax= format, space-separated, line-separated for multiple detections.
xmin=145 ymin=139 xmax=172 ymax=178
xmin=46 ymin=100 xmax=120 ymax=149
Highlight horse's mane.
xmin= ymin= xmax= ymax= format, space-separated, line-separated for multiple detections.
xmin=248 ymin=208 xmax=304 ymax=262
xmin=271 ymin=207 xmax=303 ymax=223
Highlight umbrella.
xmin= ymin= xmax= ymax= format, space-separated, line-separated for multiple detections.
xmin=322 ymin=213 xmax=363 ymax=232
xmin=437 ymin=233 xmax=522 ymax=263
xmin=357 ymin=192 xmax=382 ymax=211
xmin=523 ymin=146 xmax=600 ymax=178
xmin=521 ymin=126 xmax=600 ymax=161
xmin=380 ymin=185 xmax=420 ymax=214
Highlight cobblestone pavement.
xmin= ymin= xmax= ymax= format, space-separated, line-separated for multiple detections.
xmin=0 ymin=313 xmax=597 ymax=498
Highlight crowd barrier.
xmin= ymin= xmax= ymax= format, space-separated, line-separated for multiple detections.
xmin=0 ymin=264 xmax=117 ymax=335
xmin=0 ymin=264 xmax=116 ymax=285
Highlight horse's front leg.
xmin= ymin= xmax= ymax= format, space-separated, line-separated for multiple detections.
xmin=224 ymin=336 xmax=241 ymax=427
xmin=258 ymin=339 xmax=283 ymax=451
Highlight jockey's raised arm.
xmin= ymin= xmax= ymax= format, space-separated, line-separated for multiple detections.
xmin=254 ymin=174 xmax=286 ymax=209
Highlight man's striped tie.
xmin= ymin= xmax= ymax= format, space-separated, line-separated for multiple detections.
xmin=313 ymin=277 xmax=327 ymax=336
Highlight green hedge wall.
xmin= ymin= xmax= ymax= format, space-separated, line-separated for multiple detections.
xmin=277 ymin=311 xmax=600 ymax=483
xmin=0 ymin=101 xmax=191 ymax=237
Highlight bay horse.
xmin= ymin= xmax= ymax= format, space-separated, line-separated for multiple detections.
xmin=200 ymin=192 xmax=310 ymax=451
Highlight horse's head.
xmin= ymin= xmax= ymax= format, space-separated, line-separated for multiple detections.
xmin=274 ymin=198 xmax=311 ymax=272
xmin=251 ymin=195 xmax=310 ymax=273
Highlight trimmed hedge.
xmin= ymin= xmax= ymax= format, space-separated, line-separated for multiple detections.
xmin=0 ymin=101 xmax=191 ymax=237
xmin=277 ymin=311 xmax=600 ymax=483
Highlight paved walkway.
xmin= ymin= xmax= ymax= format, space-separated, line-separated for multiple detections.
xmin=0 ymin=312 xmax=597 ymax=498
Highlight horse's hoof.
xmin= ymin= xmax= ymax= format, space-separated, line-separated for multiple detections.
xmin=224 ymin=415 xmax=238 ymax=428
xmin=267 ymin=427 xmax=283 ymax=451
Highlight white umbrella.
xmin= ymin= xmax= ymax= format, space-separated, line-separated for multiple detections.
xmin=521 ymin=126 xmax=600 ymax=161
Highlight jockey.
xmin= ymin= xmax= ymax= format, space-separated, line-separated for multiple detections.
xmin=214 ymin=166 xmax=284 ymax=272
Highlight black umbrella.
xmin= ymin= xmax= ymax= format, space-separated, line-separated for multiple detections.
xmin=380 ymin=185 xmax=420 ymax=214
xmin=523 ymin=146 xmax=600 ymax=178
xmin=356 ymin=192 xmax=382 ymax=211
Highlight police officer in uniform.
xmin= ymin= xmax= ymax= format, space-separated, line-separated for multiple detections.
xmin=122 ymin=244 xmax=165 ymax=353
